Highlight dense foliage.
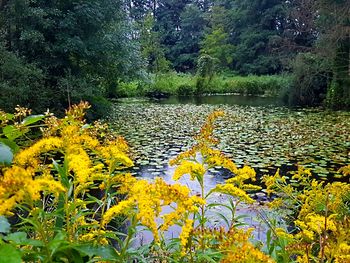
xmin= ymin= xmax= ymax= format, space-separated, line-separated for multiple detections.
xmin=0 ymin=0 xmax=142 ymax=115
xmin=126 ymin=0 xmax=350 ymax=108
xmin=0 ymin=0 xmax=349 ymax=114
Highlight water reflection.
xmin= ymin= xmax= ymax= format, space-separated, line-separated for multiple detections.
xmin=157 ymin=94 xmax=284 ymax=107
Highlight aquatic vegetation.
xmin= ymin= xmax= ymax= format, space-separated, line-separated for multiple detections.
xmin=0 ymin=103 xmax=349 ymax=262
xmin=110 ymin=102 xmax=350 ymax=181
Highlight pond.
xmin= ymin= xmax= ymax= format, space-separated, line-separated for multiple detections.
xmin=110 ymin=95 xmax=349 ymax=180
xmin=109 ymin=94 xmax=350 ymax=243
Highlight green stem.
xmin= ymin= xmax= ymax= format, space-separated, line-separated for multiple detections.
xmin=120 ymin=215 xmax=136 ymax=260
xmin=230 ymin=200 xmax=240 ymax=229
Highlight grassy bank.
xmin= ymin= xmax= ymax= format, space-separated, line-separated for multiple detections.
xmin=115 ymin=72 xmax=291 ymax=98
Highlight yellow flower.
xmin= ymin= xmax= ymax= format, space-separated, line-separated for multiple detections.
xmin=15 ymin=137 xmax=63 ymax=167
xmin=100 ymin=142 xmax=134 ymax=171
xmin=268 ymin=198 xmax=283 ymax=209
xmin=213 ymin=184 xmax=255 ymax=204
xmin=292 ymin=166 xmax=312 ymax=183
xmin=338 ymin=164 xmax=350 ymax=177
xmin=304 ymin=213 xmax=337 ymax=234
xmin=180 ymin=219 xmax=194 ymax=255
xmin=296 ymin=255 xmax=309 ymax=263
xmin=173 ymin=160 xmax=205 ymax=181
xmin=79 ymin=229 xmax=110 ymax=245
xmin=275 ymin=228 xmax=294 ymax=240
xmin=102 ymin=199 xmax=134 ymax=226
xmin=67 ymin=147 xmax=92 ymax=184
xmin=206 ymin=154 xmax=238 ymax=174
xmin=0 ymin=166 xmax=64 ymax=215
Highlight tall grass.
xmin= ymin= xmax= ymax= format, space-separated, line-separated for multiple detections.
xmin=116 ymin=72 xmax=291 ymax=98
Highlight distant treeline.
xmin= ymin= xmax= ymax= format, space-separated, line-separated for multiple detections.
xmin=0 ymin=0 xmax=349 ymax=116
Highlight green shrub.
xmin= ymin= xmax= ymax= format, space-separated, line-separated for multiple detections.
xmin=85 ymin=96 xmax=111 ymax=121
xmin=209 ymin=75 xmax=290 ymax=96
xmin=0 ymin=44 xmax=45 ymax=112
xmin=116 ymin=81 xmax=142 ymax=98
xmin=283 ymin=53 xmax=331 ymax=107
xmin=326 ymin=79 xmax=350 ymax=110
xmin=116 ymin=72 xmax=290 ymax=99
xmin=144 ymin=72 xmax=196 ymax=97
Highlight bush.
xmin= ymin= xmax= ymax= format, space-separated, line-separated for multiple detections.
xmin=208 ymin=75 xmax=290 ymax=96
xmin=0 ymin=44 xmax=45 ymax=112
xmin=144 ymin=72 xmax=196 ymax=98
xmin=116 ymin=72 xmax=290 ymax=99
xmin=282 ymin=53 xmax=331 ymax=107
xmin=85 ymin=96 xmax=111 ymax=121
xmin=326 ymin=80 xmax=350 ymax=110
xmin=115 ymin=81 xmax=142 ymax=98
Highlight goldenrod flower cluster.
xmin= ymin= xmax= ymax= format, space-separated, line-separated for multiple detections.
xmin=0 ymin=102 xmax=134 ymax=247
xmin=263 ymin=164 xmax=350 ymax=262
xmin=213 ymin=165 xmax=261 ymax=203
xmin=214 ymin=228 xmax=274 ymax=263
xmin=102 ymin=177 xmax=205 ymax=245
xmin=179 ymin=218 xmax=194 ymax=254
xmin=171 ymin=110 xmax=260 ymax=206
xmin=338 ymin=164 xmax=350 ymax=177
xmin=173 ymin=160 xmax=206 ymax=181
xmin=166 ymin=111 xmax=269 ymax=260
xmin=0 ymin=166 xmax=65 ymax=215
xmin=196 ymin=110 xmax=225 ymax=145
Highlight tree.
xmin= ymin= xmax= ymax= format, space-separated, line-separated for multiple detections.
xmin=154 ymin=0 xmax=191 ymax=69
xmin=0 ymin=43 xmax=44 ymax=112
xmin=0 ymin=0 xmax=142 ymax=113
xmin=315 ymin=0 xmax=350 ymax=109
xmin=139 ymin=13 xmax=170 ymax=73
xmin=285 ymin=0 xmax=350 ymax=108
xmin=175 ymin=4 xmax=206 ymax=71
xmin=201 ymin=27 xmax=235 ymax=70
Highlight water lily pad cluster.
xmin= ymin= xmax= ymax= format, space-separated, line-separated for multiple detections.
xmin=109 ymin=101 xmax=350 ymax=181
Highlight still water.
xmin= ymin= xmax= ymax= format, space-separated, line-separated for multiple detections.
xmin=110 ymin=94 xmax=350 ymax=245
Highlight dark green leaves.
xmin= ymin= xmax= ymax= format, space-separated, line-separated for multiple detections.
xmin=75 ymin=244 xmax=120 ymax=261
xmin=21 ymin=115 xmax=44 ymax=126
xmin=2 ymin=126 xmax=23 ymax=141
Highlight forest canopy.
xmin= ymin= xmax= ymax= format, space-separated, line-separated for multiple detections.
xmin=0 ymin=0 xmax=349 ymax=114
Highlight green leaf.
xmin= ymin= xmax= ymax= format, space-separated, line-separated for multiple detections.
xmin=48 ymin=231 xmax=68 ymax=253
xmin=55 ymin=194 xmax=65 ymax=231
xmin=0 ymin=113 xmax=14 ymax=121
xmin=0 ymin=142 xmax=13 ymax=166
xmin=52 ymin=248 xmax=84 ymax=263
xmin=75 ymin=244 xmax=119 ymax=260
xmin=2 ymin=125 xmax=23 ymax=141
xmin=4 ymin=232 xmax=27 ymax=244
xmin=0 ymin=216 xmax=10 ymax=233
xmin=0 ymin=244 xmax=21 ymax=263
xmin=0 ymin=139 xmax=19 ymax=153
xmin=52 ymin=160 xmax=69 ymax=188
xmin=4 ymin=232 xmax=43 ymax=247
xmin=22 ymin=114 xmax=44 ymax=126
